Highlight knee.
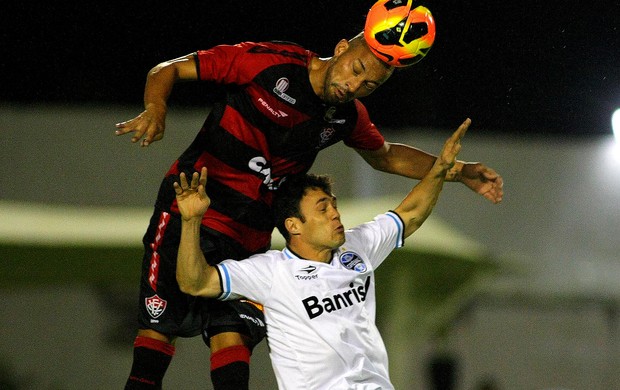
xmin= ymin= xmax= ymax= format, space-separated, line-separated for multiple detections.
xmin=209 ymin=331 xmax=249 ymax=353
xmin=137 ymin=328 xmax=176 ymax=345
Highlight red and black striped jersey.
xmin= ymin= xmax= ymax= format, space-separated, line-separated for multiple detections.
xmin=156 ymin=41 xmax=385 ymax=253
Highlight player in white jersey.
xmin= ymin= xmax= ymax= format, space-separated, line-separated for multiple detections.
xmin=174 ymin=118 xmax=471 ymax=389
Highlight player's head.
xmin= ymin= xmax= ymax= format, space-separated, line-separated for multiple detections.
xmin=320 ymin=33 xmax=394 ymax=105
xmin=273 ymin=174 xmax=344 ymax=248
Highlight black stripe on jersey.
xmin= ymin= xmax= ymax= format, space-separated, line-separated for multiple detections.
xmin=178 ymin=108 xmax=272 ymax=184
xmin=192 ymin=52 xmax=200 ymax=78
xmin=246 ymin=45 xmax=307 ymax=62
xmin=156 ymin=172 xmax=273 ymax=233
xmin=205 ymin=180 xmax=274 ymax=233
xmin=226 ymin=64 xmax=359 ymax=160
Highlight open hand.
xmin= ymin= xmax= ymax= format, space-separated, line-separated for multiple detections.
xmin=460 ymin=163 xmax=504 ymax=204
xmin=173 ymin=167 xmax=210 ymax=220
xmin=444 ymin=118 xmax=504 ymax=204
xmin=438 ymin=118 xmax=469 ymax=171
xmin=115 ymin=105 xmax=166 ymax=147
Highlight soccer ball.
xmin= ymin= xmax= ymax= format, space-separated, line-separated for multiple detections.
xmin=364 ymin=0 xmax=436 ymax=67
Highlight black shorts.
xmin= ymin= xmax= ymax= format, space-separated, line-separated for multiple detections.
xmin=136 ymin=208 xmax=267 ymax=348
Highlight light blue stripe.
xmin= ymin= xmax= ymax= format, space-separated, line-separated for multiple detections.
xmin=386 ymin=212 xmax=404 ymax=248
xmin=219 ymin=264 xmax=232 ymax=300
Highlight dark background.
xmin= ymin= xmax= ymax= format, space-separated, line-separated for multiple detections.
xmin=2 ymin=0 xmax=618 ymax=136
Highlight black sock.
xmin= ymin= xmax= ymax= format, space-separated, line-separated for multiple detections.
xmin=210 ymin=345 xmax=251 ymax=390
xmin=211 ymin=361 xmax=250 ymax=390
xmin=124 ymin=336 xmax=175 ymax=389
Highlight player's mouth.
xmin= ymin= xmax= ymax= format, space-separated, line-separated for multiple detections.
xmin=334 ymin=87 xmax=347 ymax=102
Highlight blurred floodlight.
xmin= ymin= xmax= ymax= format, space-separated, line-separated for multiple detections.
xmin=610 ymin=109 xmax=620 ymax=163
xmin=613 ymin=109 xmax=620 ymax=143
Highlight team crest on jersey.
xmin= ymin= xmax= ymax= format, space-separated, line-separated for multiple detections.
xmin=319 ymin=127 xmax=335 ymax=147
xmin=323 ymin=106 xmax=346 ymax=124
xmin=273 ymin=77 xmax=297 ymax=104
xmin=145 ymin=294 xmax=167 ymax=319
xmin=339 ymin=251 xmax=367 ymax=273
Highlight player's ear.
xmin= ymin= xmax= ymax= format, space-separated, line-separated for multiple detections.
xmin=285 ymin=217 xmax=301 ymax=236
xmin=334 ymin=39 xmax=349 ymax=57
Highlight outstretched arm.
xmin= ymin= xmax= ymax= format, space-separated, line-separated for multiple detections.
xmin=355 ymin=121 xmax=503 ymax=204
xmin=115 ymin=54 xmax=199 ymax=147
xmin=174 ymin=167 xmax=222 ymax=298
xmin=393 ymin=119 xmax=468 ymax=238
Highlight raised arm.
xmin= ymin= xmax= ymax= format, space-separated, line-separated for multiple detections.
xmin=115 ymin=53 xmax=199 ymax=147
xmin=355 ymin=125 xmax=503 ymax=204
xmin=393 ymin=118 xmax=469 ymax=238
xmin=173 ymin=167 xmax=222 ymax=298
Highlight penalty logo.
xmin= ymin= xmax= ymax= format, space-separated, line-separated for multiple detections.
xmin=145 ymin=294 xmax=167 ymax=319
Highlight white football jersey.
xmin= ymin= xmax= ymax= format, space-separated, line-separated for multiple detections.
xmin=216 ymin=212 xmax=405 ymax=390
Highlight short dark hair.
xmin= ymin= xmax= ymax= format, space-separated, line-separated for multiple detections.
xmin=349 ymin=32 xmax=394 ymax=71
xmin=273 ymin=173 xmax=334 ymax=242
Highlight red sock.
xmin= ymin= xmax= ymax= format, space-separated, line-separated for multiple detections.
xmin=210 ymin=345 xmax=251 ymax=370
xmin=133 ymin=336 xmax=176 ymax=355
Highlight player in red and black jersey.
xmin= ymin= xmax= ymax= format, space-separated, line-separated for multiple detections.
xmin=116 ymin=35 xmax=503 ymax=389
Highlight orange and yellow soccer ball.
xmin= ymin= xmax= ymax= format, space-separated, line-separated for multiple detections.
xmin=364 ymin=0 xmax=436 ymax=67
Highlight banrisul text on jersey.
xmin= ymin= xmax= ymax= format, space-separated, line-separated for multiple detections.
xmin=302 ymin=275 xmax=371 ymax=319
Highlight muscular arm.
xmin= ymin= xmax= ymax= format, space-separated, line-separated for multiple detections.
xmin=115 ymin=54 xmax=199 ymax=146
xmin=174 ymin=168 xmax=223 ymax=298
xmin=393 ymin=119 xmax=468 ymax=238
xmin=355 ymin=122 xmax=503 ymax=204
xmin=356 ymin=142 xmax=438 ymax=179
xmin=177 ymin=217 xmax=222 ymax=298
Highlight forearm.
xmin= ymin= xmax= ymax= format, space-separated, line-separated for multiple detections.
xmin=360 ymin=143 xmax=464 ymax=182
xmin=395 ymin=160 xmax=448 ymax=237
xmin=386 ymin=144 xmax=437 ymax=179
xmin=176 ymin=217 xmax=220 ymax=297
xmin=143 ymin=63 xmax=178 ymax=113
xmin=143 ymin=55 xmax=197 ymax=112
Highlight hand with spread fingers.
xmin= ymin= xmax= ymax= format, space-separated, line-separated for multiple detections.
xmin=173 ymin=167 xmax=210 ymax=221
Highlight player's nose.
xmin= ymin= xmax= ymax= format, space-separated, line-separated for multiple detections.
xmin=345 ymin=80 xmax=362 ymax=94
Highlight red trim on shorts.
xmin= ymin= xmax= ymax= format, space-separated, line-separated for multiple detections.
xmin=148 ymin=211 xmax=171 ymax=291
xmin=210 ymin=345 xmax=251 ymax=371
xmin=134 ymin=336 xmax=176 ymax=356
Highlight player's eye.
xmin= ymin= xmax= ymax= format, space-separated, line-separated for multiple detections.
xmin=364 ymin=82 xmax=377 ymax=90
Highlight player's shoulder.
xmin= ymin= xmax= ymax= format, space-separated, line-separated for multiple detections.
xmin=242 ymin=40 xmax=315 ymax=64
xmin=246 ymin=249 xmax=290 ymax=262
xmin=345 ymin=212 xmax=404 ymax=237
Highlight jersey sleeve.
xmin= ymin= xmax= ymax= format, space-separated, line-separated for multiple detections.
xmin=195 ymin=41 xmax=311 ymax=86
xmin=215 ymin=253 xmax=277 ymax=303
xmin=195 ymin=42 xmax=259 ymax=85
xmin=344 ymin=211 xmax=405 ymax=269
xmin=343 ymin=99 xmax=385 ymax=151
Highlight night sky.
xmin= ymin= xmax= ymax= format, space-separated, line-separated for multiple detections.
xmin=2 ymin=0 xmax=618 ymax=136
